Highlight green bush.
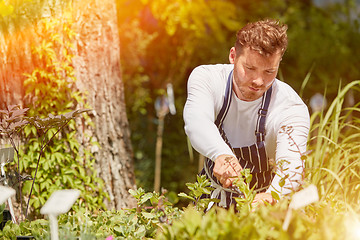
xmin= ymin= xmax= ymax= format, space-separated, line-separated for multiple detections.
xmin=0 ymin=181 xmax=358 ymax=240
xmin=0 ymin=188 xmax=182 ymax=239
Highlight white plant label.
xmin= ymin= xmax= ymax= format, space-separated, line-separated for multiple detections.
xmin=289 ymin=184 xmax=319 ymax=210
xmin=0 ymin=147 xmax=14 ymax=164
xmin=283 ymin=184 xmax=319 ymax=231
xmin=0 ymin=186 xmax=15 ymax=205
xmin=40 ymin=189 xmax=80 ymax=215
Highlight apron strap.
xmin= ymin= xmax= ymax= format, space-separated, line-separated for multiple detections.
xmin=214 ymin=70 xmax=233 ymax=127
xmin=255 ymin=86 xmax=272 ymax=142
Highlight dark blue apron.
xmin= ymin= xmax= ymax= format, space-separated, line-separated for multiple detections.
xmin=199 ymin=69 xmax=274 ymax=209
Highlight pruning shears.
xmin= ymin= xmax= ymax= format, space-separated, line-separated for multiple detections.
xmin=228 ymin=184 xmax=245 ymax=198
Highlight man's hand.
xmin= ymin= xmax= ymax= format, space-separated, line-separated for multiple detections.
xmin=251 ymin=193 xmax=276 ymax=208
xmin=213 ymin=154 xmax=242 ymax=188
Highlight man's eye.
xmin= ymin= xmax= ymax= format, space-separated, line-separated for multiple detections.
xmin=266 ymin=70 xmax=275 ymax=74
xmin=246 ymin=66 xmax=254 ymax=70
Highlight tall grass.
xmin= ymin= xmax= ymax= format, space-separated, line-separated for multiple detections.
xmin=306 ymin=80 xmax=360 ymax=210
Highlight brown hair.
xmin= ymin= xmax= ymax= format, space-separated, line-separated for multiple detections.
xmin=235 ymin=19 xmax=288 ymax=56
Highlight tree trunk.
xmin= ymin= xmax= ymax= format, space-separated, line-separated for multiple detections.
xmin=0 ymin=0 xmax=136 ymax=210
xmin=72 ymin=0 xmax=136 ymax=209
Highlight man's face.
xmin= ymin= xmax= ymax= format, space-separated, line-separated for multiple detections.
xmin=229 ymin=46 xmax=282 ymax=101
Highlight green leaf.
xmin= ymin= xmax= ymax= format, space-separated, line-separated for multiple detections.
xmin=279 ymin=178 xmax=286 ymax=188
xmin=271 ymin=191 xmax=280 ymax=201
xmin=134 ymin=225 xmax=146 ymax=238
xmin=22 ymin=181 xmax=32 ymax=194
xmin=139 ymin=193 xmax=153 ymax=205
xmin=320 ymin=167 xmax=344 ymax=189
xmin=141 ymin=212 xmax=155 ymax=219
xmin=178 ymin=192 xmax=195 ymax=201
xmin=128 ymin=189 xmax=137 ymax=197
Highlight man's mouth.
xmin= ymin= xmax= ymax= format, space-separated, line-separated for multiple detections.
xmin=249 ymin=86 xmax=260 ymax=92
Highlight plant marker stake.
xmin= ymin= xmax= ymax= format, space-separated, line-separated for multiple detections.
xmin=282 ymin=184 xmax=319 ymax=231
xmin=40 ymin=189 xmax=80 ymax=240
xmin=166 ymin=83 xmax=176 ymax=115
xmin=0 ymin=147 xmax=15 ymax=164
xmin=154 ymin=96 xmax=170 ymax=193
xmin=48 ymin=214 xmax=59 ymax=240
xmin=0 ymin=185 xmax=16 ymax=224
xmin=153 ymin=85 xmax=176 ymax=193
xmin=0 ymin=147 xmax=16 ymax=223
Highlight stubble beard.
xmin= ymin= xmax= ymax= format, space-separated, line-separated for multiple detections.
xmin=236 ymin=84 xmax=263 ymax=102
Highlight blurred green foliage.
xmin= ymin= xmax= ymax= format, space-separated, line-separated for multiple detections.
xmin=18 ymin=13 xmax=107 ymax=217
xmin=0 ymin=1 xmax=13 ymax=17
xmin=117 ymin=0 xmax=360 ymax=195
xmin=283 ymin=0 xmax=360 ymax=101
xmin=118 ymin=0 xmax=245 ymax=194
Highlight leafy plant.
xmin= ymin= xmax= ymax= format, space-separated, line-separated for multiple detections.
xmin=127 ymin=187 xmax=182 ymax=238
xmin=0 ymin=179 xmax=358 ymax=240
xmin=0 ymin=105 xmax=30 ymax=217
xmin=178 ymin=174 xmax=216 ymax=212
xmin=18 ymin=12 xmax=107 ymax=217
xmin=0 ymin=187 xmax=183 ymax=239
xmin=0 ymin=105 xmax=96 ymax=218
xmin=0 ymin=12 xmax=107 ymax=220
xmin=159 ymin=189 xmax=358 ymax=240
xmin=306 ymin=80 xmax=360 ymax=208
xmin=232 ymin=168 xmax=257 ymax=213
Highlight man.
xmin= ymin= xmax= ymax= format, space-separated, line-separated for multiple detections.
xmin=183 ymin=19 xmax=310 ymax=209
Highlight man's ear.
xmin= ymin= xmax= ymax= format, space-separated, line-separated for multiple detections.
xmin=229 ymin=47 xmax=236 ymax=64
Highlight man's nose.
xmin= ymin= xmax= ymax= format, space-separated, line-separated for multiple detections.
xmin=252 ymin=75 xmax=264 ymax=87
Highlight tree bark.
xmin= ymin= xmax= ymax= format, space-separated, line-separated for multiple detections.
xmin=72 ymin=0 xmax=136 ymax=209
xmin=0 ymin=0 xmax=136 ymax=210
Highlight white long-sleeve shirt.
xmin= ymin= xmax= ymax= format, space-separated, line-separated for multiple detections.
xmin=183 ymin=64 xmax=310 ymax=195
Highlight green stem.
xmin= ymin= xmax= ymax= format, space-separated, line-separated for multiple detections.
xmin=25 ymin=119 xmax=71 ymax=219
